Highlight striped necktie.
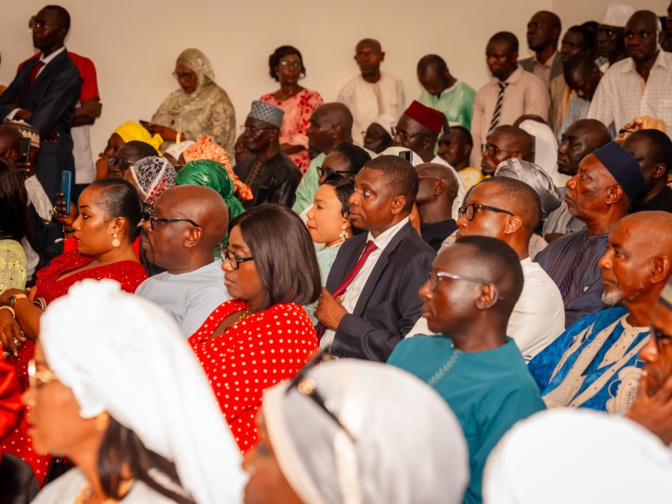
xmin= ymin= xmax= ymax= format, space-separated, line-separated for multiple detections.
xmin=487 ymin=82 xmax=509 ymax=135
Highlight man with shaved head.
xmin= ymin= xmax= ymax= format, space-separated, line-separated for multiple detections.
xmin=624 ymin=129 xmax=672 ymax=213
xmin=535 ymin=141 xmax=646 ymax=327
xmin=416 ymin=54 xmax=476 ymax=129
xmin=414 ymin=163 xmax=460 ymax=250
xmin=589 ymin=10 xmax=672 ymax=134
xmin=135 ymin=185 xmax=231 ymax=336
xmin=292 ymin=102 xmax=355 ymax=214
xmin=337 ymin=38 xmax=405 ymax=147
xmin=520 ymin=11 xmax=564 ymax=86
xmin=530 ymin=211 xmax=672 ymax=414
xmin=480 ymin=125 xmax=534 ymax=177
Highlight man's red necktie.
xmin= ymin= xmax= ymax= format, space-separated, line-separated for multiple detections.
xmin=26 ymin=61 xmax=45 ymax=92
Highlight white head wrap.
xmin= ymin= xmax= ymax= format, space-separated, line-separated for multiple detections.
xmin=39 ymin=280 xmax=246 ymax=504
xmin=262 ymin=359 xmax=469 ymax=504
xmin=483 ymin=408 xmax=672 ymax=504
xmin=164 ymin=140 xmax=196 ymax=161
xmin=495 ymin=158 xmax=562 ymax=220
xmin=601 ymin=3 xmax=636 ymax=28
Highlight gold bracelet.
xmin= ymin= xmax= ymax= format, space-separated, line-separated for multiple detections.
xmin=176 ymin=131 xmax=182 ymax=143
xmin=0 ymin=306 xmax=16 ymax=318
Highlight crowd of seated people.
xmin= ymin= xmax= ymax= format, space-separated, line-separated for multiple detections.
xmin=1 ymin=2 xmax=672 ymax=503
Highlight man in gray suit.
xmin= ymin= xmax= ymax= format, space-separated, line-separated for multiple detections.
xmin=315 ymin=155 xmax=435 ymax=362
xmin=519 ymin=11 xmax=563 ymax=87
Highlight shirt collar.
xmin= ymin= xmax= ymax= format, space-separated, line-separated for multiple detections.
xmin=621 ymin=50 xmax=669 ymax=74
xmin=497 ymin=65 xmax=524 ymax=85
xmin=534 ymin=50 xmax=557 ymax=68
xmin=367 ymin=217 xmax=410 ymax=251
xmin=440 ymin=80 xmax=460 ymax=98
xmin=40 ymin=46 xmax=66 ymax=65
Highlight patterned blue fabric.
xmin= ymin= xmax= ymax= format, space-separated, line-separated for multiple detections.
xmin=248 ymin=100 xmax=284 ymax=128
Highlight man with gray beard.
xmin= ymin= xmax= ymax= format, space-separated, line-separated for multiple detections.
xmin=528 ymin=211 xmax=672 ymax=414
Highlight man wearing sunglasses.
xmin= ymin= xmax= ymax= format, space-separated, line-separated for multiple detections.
xmin=388 ymin=235 xmax=545 ymax=504
xmin=135 ymin=186 xmax=231 ymax=336
xmin=529 ymin=211 xmax=672 ymax=414
xmin=0 ymin=6 xmax=81 ymax=204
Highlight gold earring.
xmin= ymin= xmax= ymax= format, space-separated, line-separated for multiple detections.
xmin=340 ymin=222 xmax=349 ymax=242
xmin=112 ymin=233 xmax=120 ymax=248
xmin=95 ymin=411 xmax=110 ymax=432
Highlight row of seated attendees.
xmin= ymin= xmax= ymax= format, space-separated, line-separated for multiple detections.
xmin=0 ymin=2 xmax=671 ymax=503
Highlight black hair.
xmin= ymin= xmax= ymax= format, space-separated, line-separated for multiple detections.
xmin=98 ymin=417 xmax=194 ymax=504
xmin=417 ymin=54 xmax=448 ymax=74
xmin=229 ymin=204 xmax=321 ymax=310
xmin=43 ymin=5 xmax=70 ymax=32
xmin=120 ymin=141 xmax=159 ymax=161
xmin=449 ymin=125 xmax=473 ymax=147
xmin=0 ymin=160 xmax=28 ymax=242
xmin=631 ymin=129 xmax=672 ymax=173
xmin=538 ymin=10 xmax=562 ymax=32
xmin=321 ymin=173 xmax=364 ymax=237
xmin=566 ymin=25 xmax=596 ymax=50
xmin=268 ymin=46 xmax=306 ymax=81
xmin=564 ymin=52 xmax=598 ymax=81
xmin=489 ymin=32 xmax=519 ymax=53
xmin=88 ymin=178 xmax=144 ymax=242
xmin=478 ymin=177 xmax=542 ymax=236
xmin=362 ymin=155 xmax=419 ymax=213
xmin=453 ymin=235 xmax=524 ymax=311
xmin=332 ymin=142 xmax=371 ymax=175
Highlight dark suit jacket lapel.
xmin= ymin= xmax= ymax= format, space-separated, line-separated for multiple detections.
xmin=352 ymin=222 xmax=413 ymax=316
xmin=325 ymin=234 xmax=367 ymax=292
xmin=27 ymin=51 xmax=68 ymax=100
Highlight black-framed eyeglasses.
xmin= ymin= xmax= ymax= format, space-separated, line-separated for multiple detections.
xmin=317 ymin=166 xmax=357 ymax=178
xmin=240 ymin=125 xmax=276 ymax=134
xmin=107 ymin=157 xmax=134 ymax=169
xmin=428 ymin=270 xmax=504 ymax=300
xmin=218 ymin=244 xmax=254 ymax=270
xmin=481 ymin=144 xmax=518 ymax=157
xmin=285 ymin=347 xmax=356 ymax=441
xmin=651 ymin=326 xmax=672 ymax=351
xmin=172 ymin=71 xmax=195 ymax=81
xmin=149 ymin=216 xmax=200 ymax=230
xmin=391 ymin=127 xmax=431 ymax=142
xmin=28 ymin=16 xmax=61 ymax=31
xmin=458 ymin=203 xmax=514 ymax=221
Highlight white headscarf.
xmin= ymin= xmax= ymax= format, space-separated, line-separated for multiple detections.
xmin=483 ymin=408 xmax=672 ymax=504
xmin=262 ymin=359 xmax=469 ymax=504
xmin=39 ymin=280 xmax=245 ymax=504
xmin=518 ymin=119 xmax=570 ymax=188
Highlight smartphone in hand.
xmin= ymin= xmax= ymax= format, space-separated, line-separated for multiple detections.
xmin=60 ymin=171 xmax=73 ymax=214
xmin=18 ymin=137 xmax=31 ymax=163
xmin=139 ymin=120 xmax=151 ymax=129
xmin=398 ymin=150 xmax=413 ymax=163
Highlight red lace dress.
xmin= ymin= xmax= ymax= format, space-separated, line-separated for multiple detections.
xmin=0 ymin=357 xmax=22 ymax=458
xmin=1 ymin=250 xmax=147 ymax=484
xmin=189 ymin=300 xmax=317 ymax=453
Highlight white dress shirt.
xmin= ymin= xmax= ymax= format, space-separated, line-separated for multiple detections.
xmin=320 ymin=217 xmax=410 ymax=349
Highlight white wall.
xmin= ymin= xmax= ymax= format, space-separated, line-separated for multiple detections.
xmin=551 ymin=0 xmax=668 ymax=30
xmin=1 ymin=0 xmax=558 ymax=153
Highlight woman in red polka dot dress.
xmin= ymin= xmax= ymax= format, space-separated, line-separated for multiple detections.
xmin=189 ymin=204 xmax=321 ymax=453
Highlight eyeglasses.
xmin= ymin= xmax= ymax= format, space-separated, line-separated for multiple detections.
xmin=172 ymin=71 xmax=195 ymax=81
xmin=279 ymin=60 xmax=302 ymax=68
xmin=391 ymin=127 xmax=431 ymax=142
xmin=481 ymin=144 xmax=518 ymax=157
xmin=458 ymin=203 xmax=514 ymax=221
xmin=427 ymin=270 xmax=504 ymax=300
xmin=28 ymin=16 xmax=61 ymax=30
xmin=149 ymin=216 xmax=201 ymax=230
xmin=107 ymin=157 xmax=134 ymax=169
xmin=317 ymin=166 xmax=357 ymax=178
xmin=651 ymin=326 xmax=672 ymax=351
xmin=219 ymin=244 xmax=254 ymax=270
xmin=27 ymin=359 xmax=58 ymax=389
xmin=285 ymin=348 xmax=355 ymax=441
xmin=240 ymin=125 xmax=276 ymax=134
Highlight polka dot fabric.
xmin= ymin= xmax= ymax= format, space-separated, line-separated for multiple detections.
xmin=188 ymin=300 xmax=318 ymax=453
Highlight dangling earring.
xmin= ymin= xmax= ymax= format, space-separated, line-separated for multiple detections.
xmin=95 ymin=411 xmax=110 ymax=432
xmin=339 ymin=222 xmax=349 ymax=242
xmin=112 ymin=233 xmax=120 ymax=248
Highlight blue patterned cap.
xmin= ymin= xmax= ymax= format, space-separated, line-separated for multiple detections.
xmin=248 ymin=100 xmax=284 ymax=128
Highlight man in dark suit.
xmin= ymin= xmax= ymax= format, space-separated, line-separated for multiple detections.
xmin=519 ymin=11 xmax=563 ymax=87
xmin=0 ymin=5 xmax=81 ymax=203
xmin=315 ymin=155 xmax=436 ymax=362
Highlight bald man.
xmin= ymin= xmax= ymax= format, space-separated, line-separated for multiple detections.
xmin=135 ymin=186 xmax=231 ymax=336
xmin=481 ymin=125 xmax=534 ymax=176
xmin=415 ymin=163 xmax=460 ymax=251
xmin=292 ymin=103 xmax=356 ymax=215
xmin=589 ymin=10 xmax=672 ymax=133
xmin=530 ymin=211 xmax=672 ymax=414
xmin=416 ymin=54 xmax=476 ymax=129
xmin=337 ymin=38 xmax=406 ymax=147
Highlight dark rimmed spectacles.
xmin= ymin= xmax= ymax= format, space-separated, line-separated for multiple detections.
xmin=481 ymin=144 xmax=518 ymax=157
xmin=149 ymin=216 xmax=200 ymax=230
xmin=651 ymin=326 xmax=672 ymax=351
xmin=172 ymin=71 xmax=195 ymax=81
xmin=391 ymin=127 xmax=431 ymax=142
xmin=458 ymin=203 xmax=514 ymax=221
xmin=285 ymin=347 xmax=356 ymax=441
xmin=317 ymin=166 xmax=357 ymax=178
xmin=218 ymin=244 xmax=254 ymax=270
xmin=107 ymin=157 xmax=134 ymax=169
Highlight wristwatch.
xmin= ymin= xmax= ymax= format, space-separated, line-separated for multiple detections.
xmin=8 ymin=293 xmax=28 ymax=308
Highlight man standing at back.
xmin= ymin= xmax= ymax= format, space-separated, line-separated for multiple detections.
xmin=0 ymin=5 xmax=81 ymax=202
xmin=520 ymin=11 xmax=564 ymax=86
xmin=337 ymin=39 xmax=405 ymax=146
xmin=315 ymin=155 xmax=435 ymax=362
xmin=471 ymin=32 xmax=549 ymax=168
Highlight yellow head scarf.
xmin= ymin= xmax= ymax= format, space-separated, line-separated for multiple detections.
xmin=113 ymin=121 xmax=164 ymax=152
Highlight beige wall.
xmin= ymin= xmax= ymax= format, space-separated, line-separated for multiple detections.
xmin=1 ymin=0 xmax=668 ymax=153
xmin=551 ymin=0 xmax=668 ymax=29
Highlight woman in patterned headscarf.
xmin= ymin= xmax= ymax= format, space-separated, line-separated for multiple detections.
xmin=148 ymin=49 xmax=236 ymax=155
xmin=123 ymin=156 xmax=177 ymax=206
